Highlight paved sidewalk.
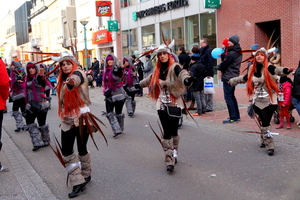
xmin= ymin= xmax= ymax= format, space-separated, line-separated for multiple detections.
xmin=1 ymin=85 xmax=299 ymax=200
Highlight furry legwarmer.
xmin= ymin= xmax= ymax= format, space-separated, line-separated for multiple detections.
xmin=78 ymin=152 xmax=91 ymax=179
xmin=63 ymin=153 xmax=85 ymax=187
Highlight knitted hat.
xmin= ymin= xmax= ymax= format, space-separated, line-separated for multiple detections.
xmin=170 ymin=53 xmax=179 ymax=63
xmin=155 ymin=39 xmax=175 ymax=54
xmin=229 ymin=34 xmax=240 ymax=45
xmin=11 ymin=61 xmax=22 ymax=70
xmin=274 ymin=48 xmax=279 ymax=53
xmin=191 ymin=53 xmax=200 ymax=61
xmin=222 ymin=38 xmax=229 ymax=47
xmin=50 ymin=51 xmax=78 ymax=64
xmin=106 ymin=55 xmax=114 ymax=61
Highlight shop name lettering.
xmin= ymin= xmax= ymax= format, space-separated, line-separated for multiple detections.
xmin=136 ymin=0 xmax=189 ymax=19
xmin=98 ymin=6 xmax=110 ymax=15
xmin=96 ymin=33 xmax=106 ymax=41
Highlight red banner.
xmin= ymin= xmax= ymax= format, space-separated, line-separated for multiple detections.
xmin=96 ymin=1 xmax=112 ymax=17
xmin=92 ymin=29 xmax=113 ymax=44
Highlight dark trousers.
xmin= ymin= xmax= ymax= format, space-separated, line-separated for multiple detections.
xmin=25 ymin=110 xmax=48 ymax=127
xmin=105 ymin=99 xmax=125 ymax=114
xmin=0 ymin=110 xmax=3 ymax=150
xmin=254 ymin=105 xmax=275 ymax=127
xmin=12 ymin=97 xmax=26 ymax=112
xmin=223 ymin=82 xmax=240 ymax=120
xmin=158 ymin=110 xmax=179 ymax=140
xmin=61 ymin=126 xmax=89 ymax=157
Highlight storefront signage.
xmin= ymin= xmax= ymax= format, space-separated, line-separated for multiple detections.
xmin=107 ymin=20 xmax=119 ymax=31
xmin=96 ymin=1 xmax=112 ymax=17
xmin=92 ymin=29 xmax=113 ymax=44
xmin=133 ymin=0 xmax=189 ymax=20
xmin=204 ymin=0 xmax=220 ymax=9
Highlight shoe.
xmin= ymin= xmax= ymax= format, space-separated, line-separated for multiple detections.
xmin=276 ymin=125 xmax=283 ymax=129
xmin=192 ymin=113 xmax=202 ymax=116
xmin=85 ymin=175 xmax=91 ymax=184
xmin=113 ymin=132 xmax=121 ymax=138
xmin=227 ymin=117 xmax=241 ymax=121
xmin=188 ymin=107 xmax=196 ymax=110
xmin=0 ymin=164 xmax=9 ymax=172
xmin=267 ymin=149 xmax=274 ymax=156
xmin=145 ymin=94 xmax=151 ymax=98
xmin=128 ymin=113 xmax=133 ymax=117
xmin=32 ymin=146 xmax=41 ymax=151
xmin=223 ymin=119 xmax=238 ymax=124
xmin=68 ymin=182 xmax=86 ymax=198
xmin=15 ymin=128 xmax=23 ymax=132
xmin=206 ymin=109 xmax=213 ymax=112
xmin=260 ymin=143 xmax=266 ymax=148
xmin=166 ymin=165 xmax=174 ymax=172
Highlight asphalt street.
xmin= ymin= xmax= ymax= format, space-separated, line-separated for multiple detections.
xmin=1 ymin=87 xmax=300 ymax=200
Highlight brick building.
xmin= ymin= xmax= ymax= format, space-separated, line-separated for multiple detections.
xmin=217 ymin=0 xmax=300 ymax=72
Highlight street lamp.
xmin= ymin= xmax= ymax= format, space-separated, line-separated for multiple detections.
xmin=80 ymin=20 xmax=89 ymax=71
xmin=20 ymin=45 xmax=24 ymax=64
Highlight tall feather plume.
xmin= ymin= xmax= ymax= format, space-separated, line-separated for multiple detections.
xmin=149 ymin=122 xmax=163 ymax=147
xmin=136 ymin=48 xmax=158 ymax=61
xmin=49 ymin=134 xmax=65 ymax=168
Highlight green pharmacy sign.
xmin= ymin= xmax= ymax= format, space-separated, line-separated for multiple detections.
xmin=108 ymin=20 xmax=119 ymax=31
xmin=204 ymin=0 xmax=220 ymax=9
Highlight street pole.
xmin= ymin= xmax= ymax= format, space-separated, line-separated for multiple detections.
xmin=80 ymin=20 xmax=89 ymax=71
xmin=20 ymin=45 xmax=24 ymax=64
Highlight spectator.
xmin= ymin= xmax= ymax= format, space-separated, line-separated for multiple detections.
xmin=276 ymin=76 xmax=293 ymax=129
xmin=143 ymin=54 xmax=154 ymax=97
xmin=178 ymin=46 xmax=191 ymax=70
xmin=0 ymin=58 xmax=10 ymax=172
xmin=217 ymin=34 xmax=242 ymax=123
xmin=199 ymin=38 xmax=214 ymax=112
xmin=292 ymin=60 xmax=300 ymax=128
xmin=270 ymin=48 xmax=281 ymax=67
xmin=133 ymin=58 xmax=144 ymax=97
xmin=92 ymin=57 xmax=100 ymax=87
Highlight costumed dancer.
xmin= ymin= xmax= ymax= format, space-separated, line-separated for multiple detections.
xmin=121 ymin=56 xmax=139 ymax=117
xmin=137 ymin=39 xmax=195 ymax=172
xmin=24 ymin=62 xmax=51 ymax=151
xmin=102 ymin=54 xmax=126 ymax=138
xmin=9 ymin=61 xmax=26 ymax=132
xmin=229 ymin=48 xmax=293 ymax=156
xmin=48 ymin=52 xmax=107 ymax=198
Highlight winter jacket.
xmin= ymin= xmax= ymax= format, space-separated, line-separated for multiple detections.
xmin=189 ymin=61 xmax=206 ymax=92
xmin=178 ymin=52 xmax=191 ymax=70
xmin=292 ymin=61 xmax=300 ymax=97
xmin=0 ymin=59 xmax=9 ymax=110
xmin=279 ymin=81 xmax=292 ymax=106
xmin=199 ymin=45 xmax=214 ymax=77
xmin=217 ymin=44 xmax=242 ymax=82
xmin=143 ymin=59 xmax=154 ymax=78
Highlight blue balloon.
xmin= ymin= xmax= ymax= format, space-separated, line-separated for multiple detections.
xmin=211 ymin=48 xmax=224 ymax=59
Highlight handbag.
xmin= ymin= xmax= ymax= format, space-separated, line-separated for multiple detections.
xmin=165 ymin=105 xmax=182 ymax=118
xmin=204 ymin=77 xmax=215 ymax=94
xmin=247 ymin=103 xmax=255 ymax=118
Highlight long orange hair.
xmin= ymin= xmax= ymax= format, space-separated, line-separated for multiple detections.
xmin=56 ymin=60 xmax=85 ymax=117
xmin=246 ymin=53 xmax=279 ymax=101
xmin=149 ymin=54 xmax=175 ymax=101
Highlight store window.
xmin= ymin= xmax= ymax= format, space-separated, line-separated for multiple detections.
xmin=185 ymin=15 xmax=199 ymax=52
xmin=171 ymin=18 xmax=184 ymax=53
xmin=200 ymin=12 xmax=216 ymax=49
xmin=122 ymin=29 xmax=138 ymax=56
xmin=121 ymin=0 xmax=137 ymax=8
xmin=160 ymin=21 xmax=171 ymax=45
xmin=142 ymin=24 xmax=155 ymax=47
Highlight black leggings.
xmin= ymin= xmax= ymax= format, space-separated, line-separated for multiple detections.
xmin=105 ymin=99 xmax=125 ymax=114
xmin=25 ymin=110 xmax=48 ymax=126
xmin=61 ymin=126 xmax=89 ymax=157
xmin=158 ymin=110 xmax=179 ymax=140
xmin=254 ymin=105 xmax=275 ymax=127
xmin=12 ymin=98 xmax=26 ymax=112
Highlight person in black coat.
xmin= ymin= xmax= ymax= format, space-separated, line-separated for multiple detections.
xmin=178 ymin=46 xmax=191 ymax=70
xmin=292 ymin=60 xmax=300 ymax=127
xmin=92 ymin=58 xmax=100 ymax=87
xmin=189 ymin=52 xmax=206 ymax=116
xmin=199 ymin=38 xmax=214 ymax=112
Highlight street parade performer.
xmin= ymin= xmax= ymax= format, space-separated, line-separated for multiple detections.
xmin=136 ymin=38 xmax=196 ymax=172
xmin=24 ymin=62 xmax=51 ymax=151
xmin=9 ymin=61 xmax=26 ymax=132
xmin=102 ymin=54 xmax=126 ymax=138
xmin=45 ymin=51 xmax=107 ymax=198
xmin=228 ymin=47 xmax=293 ymax=156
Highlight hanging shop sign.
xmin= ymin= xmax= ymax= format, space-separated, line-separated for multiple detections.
xmin=92 ymin=29 xmax=113 ymax=44
xmin=133 ymin=0 xmax=189 ymax=21
xmin=204 ymin=0 xmax=220 ymax=9
xmin=96 ymin=1 xmax=112 ymax=17
xmin=107 ymin=20 xmax=119 ymax=31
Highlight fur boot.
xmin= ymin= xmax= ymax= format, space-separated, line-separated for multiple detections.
xmin=27 ymin=123 xmax=44 ymax=151
xmin=12 ymin=111 xmax=25 ymax=131
xmin=106 ymin=112 xmax=122 ymax=137
xmin=261 ymin=126 xmax=275 ymax=155
xmin=161 ymin=139 xmax=175 ymax=171
xmin=78 ymin=152 xmax=91 ymax=182
xmin=116 ymin=113 xmax=125 ymax=131
xmin=39 ymin=124 xmax=50 ymax=146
